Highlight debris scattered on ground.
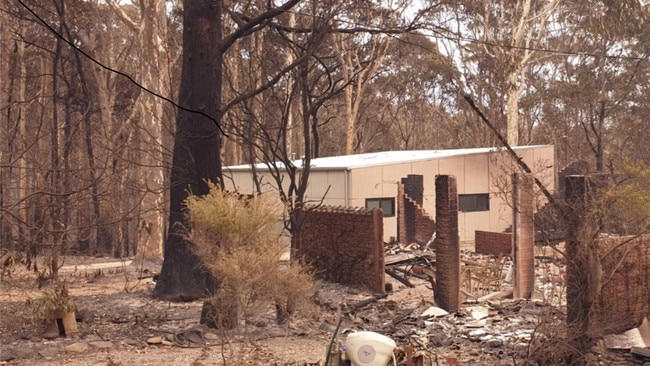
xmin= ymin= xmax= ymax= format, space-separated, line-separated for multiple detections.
xmin=0 ymin=249 xmax=639 ymax=365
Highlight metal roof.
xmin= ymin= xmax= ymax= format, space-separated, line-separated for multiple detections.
xmin=223 ymin=145 xmax=552 ymax=172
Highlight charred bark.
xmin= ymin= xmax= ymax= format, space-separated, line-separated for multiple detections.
xmin=153 ymin=0 xmax=223 ymax=300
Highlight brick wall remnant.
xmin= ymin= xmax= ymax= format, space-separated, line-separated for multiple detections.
xmin=475 ymin=231 xmax=512 ymax=256
xmin=293 ymin=205 xmax=385 ymax=294
xmin=564 ymin=174 xmax=650 ymax=339
xmin=397 ymin=175 xmax=436 ymax=245
xmin=593 ymin=235 xmax=650 ymax=334
xmin=512 ymin=173 xmax=535 ymax=299
xmin=402 ymin=174 xmax=424 ymax=205
xmin=434 ymin=175 xmax=460 ymax=312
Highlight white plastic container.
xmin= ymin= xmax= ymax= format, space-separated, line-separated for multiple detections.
xmin=344 ymin=331 xmax=396 ymax=366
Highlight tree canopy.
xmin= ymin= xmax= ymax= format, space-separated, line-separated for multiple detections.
xmin=1 ymin=0 xmax=649 ymax=294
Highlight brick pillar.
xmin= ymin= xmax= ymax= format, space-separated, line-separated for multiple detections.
xmin=434 ymin=175 xmax=460 ymax=312
xmin=512 ymin=173 xmax=535 ymax=298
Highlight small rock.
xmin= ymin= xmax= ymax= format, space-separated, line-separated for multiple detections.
xmin=430 ymin=335 xmax=453 ymax=347
xmin=487 ymin=300 xmax=502 ymax=309
xmin=420 ymin=306 xmax=449 ymax=318
xmin=465 ymin=319 xmax=486 ymax=328
xmin=203 ymin=332 xmax=218 ymax=340
xmin=252 ymin=319 xmax=268 ymax=327
xmin=524 ymin=314 xmax=539 ymax=323
xmin=486 ymin=339 xmax=503 ymax=348
xmin=75 ymin=308 xmax=96 ymax=323
xmin=530 ymin=291 xmax=546 ymax=303
xmin=161 ymin=339 xmax=174 ymax=346
xmin=146 ymin=336 xmax=163 ymax=344
xmin=121 ymin=338 xmax=141 ymax=346
xmin=38 ymin=347 xmax=61 ymax=358
xmin=89 ymin=341 xmax=114 ymax=349
xmin=468 ymin=329 xmax=487 ymax=341
xmin=0 ymin=346 xmax=32 ymax=362
xmin=468 ymin=306 xmax=489 ymax=320
xmin=65 ymin=342 xmax=89 ymax=353
xmin=82 ymin=334 xmax=103 ymax=342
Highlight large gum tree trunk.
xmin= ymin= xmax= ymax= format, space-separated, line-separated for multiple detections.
xmin=153 ymin=0 xmax=223 ymax=300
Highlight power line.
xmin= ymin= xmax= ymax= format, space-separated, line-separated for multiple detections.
xmin=430 ymin=29 xmax=649 ymax=62
xmin=15 ymin=0 xmax=227 ymax=136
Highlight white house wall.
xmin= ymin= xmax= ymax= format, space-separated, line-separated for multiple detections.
xmin=486 ymin=146 xmax=556 ymax=235
xmin=345 ymin=147 xmax=554 ymax=244
xmin=304 ymin=170 xmax=348 ymax=206
xmin=223 ymin=169 xmax=348 ymax=206
xmin=222 ymin=146 xmax=555 ymax=247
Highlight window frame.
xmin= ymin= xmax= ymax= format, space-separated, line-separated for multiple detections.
xmin=458 ymin=193 xmax=490 ymax=212
xmin=365 ymin=197 xmax=396 ymax=217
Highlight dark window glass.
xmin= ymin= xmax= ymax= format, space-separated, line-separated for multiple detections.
xmin=458 ymin=193 xmax=490 ymax=212
xmin=365 ymin=198 xmax=395 ymax=217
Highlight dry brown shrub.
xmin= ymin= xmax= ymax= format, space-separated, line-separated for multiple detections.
xmin=185 ymin=185 xmax=314 ymax=331
xmin=524 ymin=314 xmax=574 ymax=365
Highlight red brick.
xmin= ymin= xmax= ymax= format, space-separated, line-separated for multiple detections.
xmin=475 ymin=231 xmax=512 ymax=256
xmin=293 ymin=205 xmax=385 ymax=294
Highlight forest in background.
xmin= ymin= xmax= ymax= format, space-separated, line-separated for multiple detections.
xmin=1 ymin=0 xmax=649 ymax=272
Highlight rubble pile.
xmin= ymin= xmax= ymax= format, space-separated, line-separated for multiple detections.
xmin=313 ymin=242 xmax=632 ymax=365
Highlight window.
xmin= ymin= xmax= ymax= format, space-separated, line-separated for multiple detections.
xmin=365 ymin=198 xmax=395 ymax=217
xmin=458 ymin=193 xmax=490 ymax=212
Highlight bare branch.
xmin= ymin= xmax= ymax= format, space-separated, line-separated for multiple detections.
xmin=105 ymin=0 xmax=139 ymax=33
xmin=463 ymin=94 xmax=558 ymax=208
xmin=220 ymin=0 xmax=302 ymax=53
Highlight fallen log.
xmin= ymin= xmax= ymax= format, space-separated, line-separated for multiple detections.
xmin=385 ymin=268 xmax=415 ymax=288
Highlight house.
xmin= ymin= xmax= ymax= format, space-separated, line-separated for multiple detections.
xmin=222 ymin=145 xmax=555 ymax=247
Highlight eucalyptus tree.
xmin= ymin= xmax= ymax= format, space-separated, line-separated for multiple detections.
xmin=368 ymin=32 xmax=459 ymax=151
xmin=2 ymin=0 xmax=182 ymax=278
xmin=2 ymin=0 xmax=96 ymax=276
xmin=154 ymin=0 xmax=304 ymax=301
xmin=105 ymin=0 xmax=177 ymax=259
xmin=1 ymin=1 xmax=77 ymax=275
xmin=0 ymin=1 xmax=30 ymax=252
xmin=441 ymin=0 xmax=561 ymax=147
xmin=61 ymin=2 xmax=137 ymax=255
xmin=326 ymin=1 xmax=440 ymax=155
xmin=539 ymin=0 xmax=649 ymax=171
xmin=333 ymin=2 xmax=396 ymax=155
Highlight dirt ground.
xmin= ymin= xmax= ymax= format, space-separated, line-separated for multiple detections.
xmin=0 ymin=256 xmax=430 ymax=365
xmin=0 ymin=255 xmax=632 ymax=365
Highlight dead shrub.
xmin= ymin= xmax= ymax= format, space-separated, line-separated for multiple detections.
xmin=185 ymin=185 xmax=314 ymax=332
xmin=524 ymin=309 xmax=584 ymax=366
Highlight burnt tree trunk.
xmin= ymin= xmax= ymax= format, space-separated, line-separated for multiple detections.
xmin=153 ymin=0 xmax=223 ymax=300
xmin=564 ymin=175 xmax=607 ymax=365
